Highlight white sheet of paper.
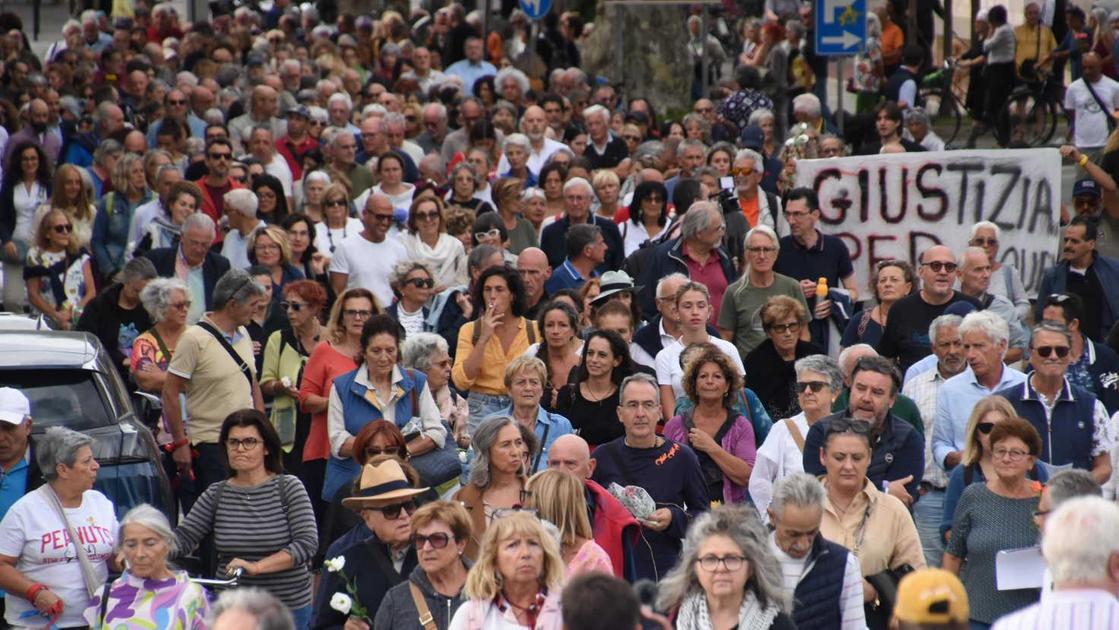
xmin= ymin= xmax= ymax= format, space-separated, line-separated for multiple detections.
xmin=996 ymin=546 xmax=1046 ymax=591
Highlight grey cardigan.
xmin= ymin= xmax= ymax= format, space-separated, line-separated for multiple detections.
xmin=373 ymin=559 xmax=472 ymax=630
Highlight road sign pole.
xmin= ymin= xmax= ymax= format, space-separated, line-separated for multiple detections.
xmin=836 ymin=58 xmax=844 ymax=135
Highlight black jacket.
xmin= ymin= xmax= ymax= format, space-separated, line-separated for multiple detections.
xmin=313 ymin=538 xmax=419 ymax=629
xmin=76 ymin=283 xmax=154 ymax=381
xmin=143 ymin=247 xmax=232 ymax=310
xmin=636 ymin=236 xmax=738 ymax=320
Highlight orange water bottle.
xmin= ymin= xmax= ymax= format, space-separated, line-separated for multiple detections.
xmin=815 ymin=277 xmax=828 ymax=319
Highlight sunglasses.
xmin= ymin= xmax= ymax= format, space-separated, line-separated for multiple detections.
xmin=367 ymin=499 xmax=417 ymax=520
xmin=923 ymin=261 xmax=958 ymax=273
xmin=280 ymin=301 xmax=306 ymax=312
xmin=326 ymin=199 xmax=348 ymax=207
xmin=208 ymin=152 xmax=232 ymax=161
xmin=52 ymin=224 xmax=73 ymax=234
xmin=413 ymin=532 xmax=452 ymax=549
xmin=1034 ymin=345 xmax=1070 ymax=358
xmin=795 ymin=381 xmax=829 ymax=393
xmin=414 ymin=211 xmax=440 ymax=222
xmin=404 ymin=277 xmax=435 ymax=289
xmin=730 ymin=166 xmax=754 ymax=177
xmin=167 ymin=99 xmax=187 ymax=105
xmin=977 ymin=421 xmax=995 ymax=434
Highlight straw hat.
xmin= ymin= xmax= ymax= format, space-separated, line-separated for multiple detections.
xmin=340 ymin=460 xmax=429 ymax=509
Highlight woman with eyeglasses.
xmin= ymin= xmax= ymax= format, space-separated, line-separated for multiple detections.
xmin=315 ymin=458 xmax=429 ymax=630
xmin=131 ymin=278 xmax=192 ymax=458
xmin=745 ymin=296 xmax=822 ymax=421
xmin=622 ymin=180 xmax=670 ymax=256
xmin=404 ymin=333 xmax=470 ymax=448
xmin=818 ymin=419 xmax=924 ymax=627
xmin=374 ymin=501 xmax=473 ymax=630
xmin=33 ymin=163 xmax=96 ymax=251
xmin=840 ymin=260 xmax=915 ymax=350
xmin=400 ymin=196 xmax=468 ymax=292
xmin=454 ymin=416 xmax=539 ymax=560
xmin=665 ymin=348 xmax=757 ymax=505
xmin=939 ymin=396 xmax=1048 ymax=545
xmin=328 ymin=314 xmax=451 ymax=499
xmin=969 ymin=221 xmax=1029 ymax=320
xmin=448 ymin=511 xmax=564 ymax=630
xmin=301 ymin=288 xmax=380 ymax=509
xmin=314 ymin=182 xmax=362 ymax=261
xmin=173 ymin=410 xmax=318 ymax=629
xmin=491 ymin=177 xmax=538 ymax=256
xmin=751 ymin=355 xmax=843 ymax=518
xmin=260 ymin=280 xmax=326 ymax=477
xmin=942 ymin=417 xmax=1044 ymax=628
xmin=24 ymin=208 xmax=95 ymax=329
xmin=471 ymin=212 xmax=517 ymax=266
xmin=657 ymin=505 xmax=795 ymax=630
xmin=386 ymin=260 xmax=435 ymax=336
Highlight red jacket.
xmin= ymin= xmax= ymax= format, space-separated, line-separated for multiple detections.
xmin=194 ymin=176 xmax=243 ymax=243
xmin=585 ymin=478 xmax=640 ymax=580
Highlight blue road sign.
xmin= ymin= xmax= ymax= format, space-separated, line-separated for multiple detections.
xmin=815 ymin=0 xmax=866 ymax=56
xmin=519 ymin=0 xmax=552 ymax=20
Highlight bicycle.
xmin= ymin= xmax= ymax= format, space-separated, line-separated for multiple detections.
xmin=919 ymin=58 xmax=966 ymax=147
xmin=996 ymin=69 xmax=1061 ymax=147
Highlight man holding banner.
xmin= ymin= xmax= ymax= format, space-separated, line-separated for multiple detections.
xmin=1036 ymin=216 xmax=1119 ymax=341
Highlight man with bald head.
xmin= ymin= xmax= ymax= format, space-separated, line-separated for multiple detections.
xmin=878 ymin=245 xmax=981 ymax=372
xmin=329 ymin=193 xmax=409 ymax=307
xmin=548 ymin=434 xmax=639 ymax=580
xmin=229 ymin=85 xmax=286 ymax=153
xmin=496 ymin=105 xmax=568 ymax=175
xmin=1065 ymin=52 xmax=1119 ymax=152
xmin=6 ymin=99 xmax=60 ymax=162
xmin=517 ymin=247 xmax=552 ymax=319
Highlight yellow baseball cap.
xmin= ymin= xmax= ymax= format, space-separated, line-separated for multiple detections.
xmin=893 ymin=569 xmax=969 ymax=624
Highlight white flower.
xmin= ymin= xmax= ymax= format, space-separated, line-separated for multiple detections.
xmin=324 ymin=556 xmax=346 ymax=573
xmin=458 ymin=450 xmax=468 ymax=464
xmin=329 ymin=592 xmax=353 ymax=615
xmin=281 ymin=376 xmax=292 ymax=388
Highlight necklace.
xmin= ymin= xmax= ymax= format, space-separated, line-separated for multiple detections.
xmin=828 ymin=490 xmax=856 ymax=518
xmin=583 ymin=380 xmax=615 ymax=402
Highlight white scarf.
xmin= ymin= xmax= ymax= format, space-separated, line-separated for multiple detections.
xmin=675 ymin=590 xmax=779 ymax=630
xmin=404 ymin=232 xmax=465 ymax=287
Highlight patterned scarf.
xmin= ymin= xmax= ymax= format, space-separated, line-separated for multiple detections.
xmin=675 ymin=589 xmax=779 ymax=630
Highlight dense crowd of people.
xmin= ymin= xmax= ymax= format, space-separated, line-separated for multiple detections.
xmin=0 ymin=0 xmax=1118 ymax=628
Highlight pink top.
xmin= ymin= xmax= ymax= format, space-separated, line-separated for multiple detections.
xmin=564 ymin=539 xmax=614 ymax=580
xmin=663 ymin=412 xmax=757 ymax=504
xmin=299 ymin=342 xmax=358 ymax=461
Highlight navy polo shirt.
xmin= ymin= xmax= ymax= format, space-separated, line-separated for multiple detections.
xmin=773 ymin=230 xmax=854 ymax=287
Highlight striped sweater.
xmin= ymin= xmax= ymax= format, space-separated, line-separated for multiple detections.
xmin=173 ymin=474 xmax=318 ymax=608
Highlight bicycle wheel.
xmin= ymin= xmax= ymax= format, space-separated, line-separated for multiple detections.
xmin=998 ymin=90 xmax=1055 ymax=147
xmin=919 ymin=88 xmax=962 ymax=147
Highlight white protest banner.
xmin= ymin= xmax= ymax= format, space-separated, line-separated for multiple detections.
xmin=795 ymin=149 xmax=1061 ymax=297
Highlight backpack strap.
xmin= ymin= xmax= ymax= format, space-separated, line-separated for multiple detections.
xmin=525 ymin=317 xmax=536 ymax=344
xmin=409 ymin=582 xmax=438 ymax=630
xmin=785 ymin=418 xmax=805 ymax=452
xmin=407 ymin=368 xmax=418 ymax=415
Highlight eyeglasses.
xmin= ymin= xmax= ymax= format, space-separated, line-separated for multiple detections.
xmin=922 ymin=261 xmax=958 ymax=273
xmin=365 ymin=446 xmax=406 ymax=459
xmin=730 ymin=166 xmax=754 ymax=177
xmin=414 ymin=211 xmax=440 ymax=221
xmin=621 ymin=400 xmax=660 ymax=412
xmin=226 ymin=437 xmax=261 ymax=450
xmin=768 ymin=321 xmax=800 ymax=334
xmin=746 ymin=246 xmax=778 ymax=256
xmin=326 ymin=199 xmax=348 ymax=208
xmin=256 ymin=243 xmax=280 ymax=252
xmin=52 ymin=224 xmax=73 ymax=234
xmin=695 ymin=555 xmax=746 ymax=572
xmin=343 ymin=309 xmax=374 ymax=320
xmin=404 ymin=277 xmax=435 ymax=289
xmin=977 ymin=421 xmax=995 ymax=434
xmin=413 ymin=532 xmax=452 ymax=549
xmin=796 ymin=381 xmax=829 ymax=393
xmin=971 ymin=237 xmax=998 ymax=246
xmin=475 ymin=228 xmax=501 ymax=241
xmin=1047 ymin=294 xmax=1072 ymax=305
xmin=367 ymin=500 xmax=417 ymax=520
xmin=280 ymin=301 xmax=306 ymax=312
xmin=1033 ymin=345 xmax=1071 ymax=358
xmin=170 ymin=300 xmax=192 ymax=311
xmin=992 ymin=447 xmax=1030 ymax=461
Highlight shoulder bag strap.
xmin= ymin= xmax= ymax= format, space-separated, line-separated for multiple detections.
xmin=785 ymin=418 xmax=806 ymax=452
xmin=149 ymin=327 xmax=172 ymax=359
xmin=532 ymin=418 xmax=552 ymax=472
xmin=525 ymin=317 xmax=536 ymax=345
xmin=407 ymin=369 xmax=418 ymax=414
xmin=1083 ymin=78 xmax=1118 ymax=132
xmin=38 ymin=486 xmax=99 ymax=598
xmin=409 ymin=582 xmax=438 ymax=630
xmin=197 ymin=321 xmax=254 ymax=391
xmin=96 ymin=578 xmax=113 ymax=625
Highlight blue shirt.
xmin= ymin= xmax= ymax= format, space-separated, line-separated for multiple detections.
xmin=444 ymin=59 xmax=498 ymax=92
xmin=932 ymin=365 xmax=1027 ymax=469
xmin=773 ymin=230 xmax=855 ymax=287
xmin=0 ymin=450 xmax=29 ymax=520
xmin=476 ymin=406 xmax=573 ymax=473
xmin=545 ymin=259 xmax=595 ymax=295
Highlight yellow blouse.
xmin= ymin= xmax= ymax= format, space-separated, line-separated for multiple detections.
xmin=819 ymin=478 xmax=927 ymax=577
xmin=452 ymin=318 xmax=538 ymax=395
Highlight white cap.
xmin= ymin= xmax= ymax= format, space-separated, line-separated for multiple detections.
xmin=976 ymin=9 xmax=988 ymax=21
xmin=0 ymin=388 xmax=30 ymax=424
